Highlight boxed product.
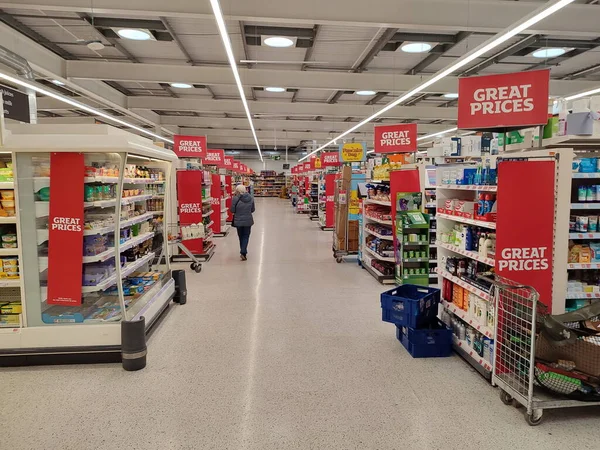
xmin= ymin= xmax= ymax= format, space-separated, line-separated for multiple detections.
xmin=454 ymin=200 xmax=476 ymax=218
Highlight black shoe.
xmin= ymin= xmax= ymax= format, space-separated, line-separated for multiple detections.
xmin=241 ymin=254 xmax=247 ymax=261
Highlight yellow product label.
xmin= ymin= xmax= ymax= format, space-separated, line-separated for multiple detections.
xmin=349 ymin=190 xmax=360 ymax=215
xmin=314 ymin=157 xmax=322 ymax=169
xmin=340 ymin=143 xmax=365 ymax=162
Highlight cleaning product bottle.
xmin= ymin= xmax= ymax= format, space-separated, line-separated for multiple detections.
xmin=478 ymin=193 xmax=486 ymax=216
xmin=473 ymin=230 xmax=480 ymax=252
xmin=479 ymin=233 xmax=487 ymax=256
xmin=474 ymin=162 xmax=482 ymax=185
xmin=482 ymin=234 xmax=494 ymax=258
xmin=465 ymin=226 xmax=473 ymax=251
xmin=482 ymin=159 xmax=491 ymax=185
xmin=483 ymin=194 xmax=494 ymax=215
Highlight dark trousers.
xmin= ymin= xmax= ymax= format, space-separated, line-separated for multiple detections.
xmin=236 ymin=226 xmax=252 ymax=256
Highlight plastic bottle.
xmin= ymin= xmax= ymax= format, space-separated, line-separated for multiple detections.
xmin=483 ymin=159 xmax=491 ymax=185
xmin=465 ymin=227 xmax=473 ymax=251
xmin=474 ymin=162 xmax=482 ymax=185
xmin=478 ymin=233 xmax=486 ymax=255
xmin=458 ymin=322 xmax=466 ymax=340
xmin=473 ymin=231 xmax=480 ymax=252
xmin=478 ymin=193 xmax=486 ymax=216
xmin=483 ymin=194 xmax=494 ymax=215
xmin=482 ymin=234 xmax=494 ymax=258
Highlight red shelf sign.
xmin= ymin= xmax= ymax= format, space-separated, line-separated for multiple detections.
xmin=458 ymin=69 xmax=550 ymax=130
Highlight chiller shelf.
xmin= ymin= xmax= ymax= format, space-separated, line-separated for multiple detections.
xmin=0 ymin=279 xmax=20 ymax=288
xmin=0 ymin=217 xmax=17 ymax=224
xmin=442 ymin=300 xmax=494 ymax=339
xmin=437 ymin=212 xmax=496 ymax=230
xmin=364 ymin=215 xmax=393 ymax=226
xmin=364 ymin=246 xmax=394 ymax=262
xmin=0 ymin=248 xmax=19 ymax=256
xmin=364 ymin=228 xmax=393 ymax=241
xmin=437 ymin=184 xmax=497 ymax=192
xmin=435 ymin=267 xmax=492 ymax=302
xmin=364 ymin=199 xmax=391 ymax=206
xmin=436 ymin=241 xmax=495 ymax=266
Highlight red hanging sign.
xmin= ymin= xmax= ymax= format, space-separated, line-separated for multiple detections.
xmin=496 ymin=160 xmax=555 ymax=311
xmin=177 ymin=170 xmax=204 ymax=254
xmin=325 ymin=173 xmax=336 ymax=228
xmin=210 ymin=173 xmax=221 ymax=233
xmin=321 ymin=152 xmax=340 ymax=167
xmin=458 ymin=69 xmax=550 ymax=130
xmin=304 ymin=161 xmax=311 ymax=171
xmin=173 ymin=135 xmax=207 ymax=158
xmin=224 ymin=156 xmax=234 ymax=169
xmin=47 ymin=152 xmax=85 ymax=306
xmin=374 ymin=123 xmax=417 ymax=153
xmin=204 ymin=149 xmax=224 ymax=167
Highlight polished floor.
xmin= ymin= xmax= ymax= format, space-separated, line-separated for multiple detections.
xmin=3 ymin=198 xmax=600 ymax=449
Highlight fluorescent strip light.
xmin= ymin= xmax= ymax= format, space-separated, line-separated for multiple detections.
xmin=210 ymin=0 xmax=263 ymax=161
xmin=367 ymin=150 xmax=375 ymax=154
xmin=417 ymin=127 xmax=458 ymax=142
xmin=299 ymin=0 xmax=575 ymax=162
xmin=566 ymin=87 xmax=600 ymax=101
xmin=0 ymin=71 xmax=173 ymax=144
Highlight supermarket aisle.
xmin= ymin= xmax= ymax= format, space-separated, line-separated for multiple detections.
xmin=2 ymin=198 xmax=599 ymax=450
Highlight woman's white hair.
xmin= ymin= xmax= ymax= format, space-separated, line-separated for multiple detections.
xmin=236 ymin=184 xmax=247 ymax=194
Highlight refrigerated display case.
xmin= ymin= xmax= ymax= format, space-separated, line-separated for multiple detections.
xmin=0 ymin=124 xmax=179 ymax=363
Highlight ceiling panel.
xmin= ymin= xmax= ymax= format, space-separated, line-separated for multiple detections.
xmin=309 ymin=25 xmax=379 ymax=68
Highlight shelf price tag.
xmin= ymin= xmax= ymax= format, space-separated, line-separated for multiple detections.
xmin=47 ymin=152 xmax=85 ymax=306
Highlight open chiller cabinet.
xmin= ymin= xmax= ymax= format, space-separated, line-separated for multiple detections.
xmin=0 ymin=125 xmax=177 ymax=358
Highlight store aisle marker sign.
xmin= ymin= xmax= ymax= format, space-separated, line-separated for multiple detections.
xmin=458 ymin=69 xmax=550 ymax=130
xmin=321 ymin=152 xmax=340 ymax=167
xmin=173 ymin=135 xmax=207 ymax=158
xmin=47 ymin=152 xmax=85 ymax=306
xmin=232 ymin=160 xmax=240 ymax=172
xmin=204 ymin=149 xmax=225 ymax=167
xmin=177 ymin=170 xmax=204 ymax=254
xmin=496 ymin=160 xmax=555 ymax=311
xmin=224 ymin=156 xmax=234 ymax=169
xmin=374 ymin=124 xmax=417 ymax=153
xmin=339 ymin=142 xmax=367 ymax=162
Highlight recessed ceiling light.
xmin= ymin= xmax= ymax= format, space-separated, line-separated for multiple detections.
xmin=51 ymin=79 xmax=65 ymax=86
xmin=401 ymin=42 xmax=432 ymax=53
xmin=117 ymin=28 xmax=153 ymax=41
xmin=265 ymin=87 xmax=286 ymax=93
xmin=356 ymin=90 xmax=376 ymax=96
xmin=170 ymin=83 xmax=193 ymax=89
xmin=264 ymin=36 xmax=295 ymax=48
xmin=532 ymin=47 xmax=566 ymax=58
xmin=443 ymin=93 xmax=459 ymax=99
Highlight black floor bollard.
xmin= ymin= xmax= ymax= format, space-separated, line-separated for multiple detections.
xmin=172 ymin=269 xmax=187 ymax=305
xmin=121 ymin=316 xmax=147 ymax=371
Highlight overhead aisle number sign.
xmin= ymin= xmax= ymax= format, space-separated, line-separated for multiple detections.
xmin=339 ymin=142 xmax=367 ymax=163
xmin=374 ymin=124 xmax=417 ymax=153
xmin=458 ymin=69 xmax=550 ymax=130
xmin=173 ymin=135 xmax=207 ymax=158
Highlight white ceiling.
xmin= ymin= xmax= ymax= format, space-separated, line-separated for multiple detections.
xmin=0 ymin=0 xmax=599 ymax=151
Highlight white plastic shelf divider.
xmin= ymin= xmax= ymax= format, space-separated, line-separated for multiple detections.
xmin=0 ymin=182 xmax=14 ymax=189
xmin=571 ymin=203 xmax=600 ymax=210
xmin=364 ymin=246 xmax=395 ymax=262
xmin=364 ymin=215 xmax=393 ymax=226
xmin=364 ymin=198 xmax=391 ymax=206
xmin=453 ymin=335 xmax=493 ymax=372
xmin=437 ymin=212 xmax=496 ymax=230
xmin=364 ymin=228 xmax=394 ymax=241
xmin=435 ymin=267 xmax=492 ymax=302
xmin=0 ymin=248 xmax=19 ymax=256
xmin=567 ymin=263 xmax=600 ymax=270
xmin=438 ymin=184 xmax=497 ymax=192
xmin=436 ymin=241 xmax=495 ymax=266
xmin=0 ymin=217 xmax=17 ymax=224
xmin=569 ymin=232 xmax=600 ymax=240
xmin=565 ymin=291 xmax=600 ymax=299
xmin=442 ymin=300 xmax=494 ymax=339
xmin=572 ymin=173 xmax=600 ymax=179
xmin=0 ymin=279 xmax=20 ymax=288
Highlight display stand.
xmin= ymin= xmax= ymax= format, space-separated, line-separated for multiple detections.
xmin=213 ymin=174 xmax=230 ymax=237
xmin=318 ymin=172 xmax=336 ymax=231
xmin=362 ymin=184 xmax=395 ymax=284
xmin=225 ymin=175 xmax=233 ymax=224
xmin=0 ymin=124 xmax=178 ymax=364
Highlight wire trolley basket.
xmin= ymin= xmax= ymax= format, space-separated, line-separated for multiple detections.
xmin=484 ymin=274 xmax=600 ymax=426
xmin=157 ymin=223 xmax=206 ymax=273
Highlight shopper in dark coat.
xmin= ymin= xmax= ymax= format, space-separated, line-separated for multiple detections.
xmin=231 ymin=184 xmax=255 ymax=261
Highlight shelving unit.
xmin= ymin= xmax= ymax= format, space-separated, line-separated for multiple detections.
xmin=0 ymin=124 xmax=178 ymax=359
xmin=252 ymin=173 xmax=286 ymax=197
xmin=362 ymin=183 xmax=395 ymax=284
xmin=435 ymin=164 xmax=497 ymax=380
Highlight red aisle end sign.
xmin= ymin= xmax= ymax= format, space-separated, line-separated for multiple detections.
xmin=47 ymin=152 xmax=85 ymax=306
xmin=374 ymin=124 xmax=417 ymax=153
xmin=321 ymin=152 xmax=340 ymax=167
xmin=173 ymin=135 xmax=206 ymax=158
xmin=204 ymin=149 xmax=224 ymax=167
xmin=458 ymin=69 xmax=550 ymax=130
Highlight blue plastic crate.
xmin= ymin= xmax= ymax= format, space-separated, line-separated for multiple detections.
xmin=395 ymin=321 xmax=452 ymax=358
xmin=381 ymin=284 xmax=440 ymax=328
